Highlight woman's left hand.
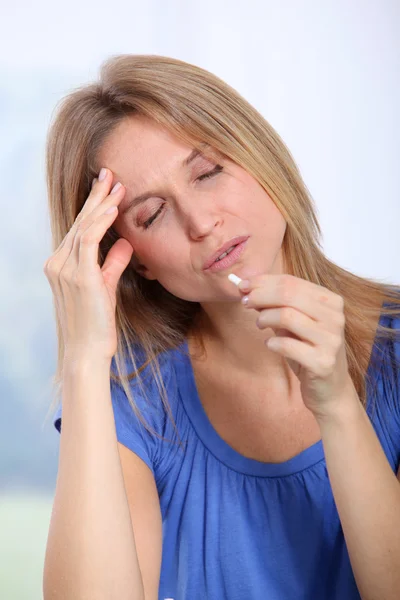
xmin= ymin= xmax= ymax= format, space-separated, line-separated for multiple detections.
xmin=238 ymin=274 xmax=358 ymax=420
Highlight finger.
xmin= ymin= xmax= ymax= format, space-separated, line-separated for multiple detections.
xmin=70 ymin=183 xmax=125 ymax=267
xmin=242 ymin=276 xmax=337 ymax=323
xmin=266 ymin=335 xmax=332 ymax=378
xmin=77 ymin=205 xmax=126 ymax=273
xmin=240 ymin=273 xmax=336 ymax=301
xmin=59 ymin=179 xmax=124 ymax=275
xmin=53 ymin=169 xmax=116 ymax=266
xmin=256 ymin=307 xmax=325 ymax=345
xmin=246 ymin=289 xmax=340 ymax=330
xmin=75 ymin=169 xmax=114 ymax=222
xmin=100 ymin=237 xmax=134 ymax=290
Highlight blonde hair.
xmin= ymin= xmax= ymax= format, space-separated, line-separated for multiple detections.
xmin=44 ymin=54 xmax=400 ymax=445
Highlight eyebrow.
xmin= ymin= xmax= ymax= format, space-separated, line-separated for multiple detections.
xmin=119 ymin=144 xmax=211 ymax=216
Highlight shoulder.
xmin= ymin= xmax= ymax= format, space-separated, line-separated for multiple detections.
xmin=369 ymin=307 xmax=400 ymax=448
xmin=109 ymin=342 xmax=189 ymax=478
xmin=110 ymin=341 xmax=187 ymax=426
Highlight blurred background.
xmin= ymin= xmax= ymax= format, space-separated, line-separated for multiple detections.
xmin=1 ymin=0 xmax=399 ymax=597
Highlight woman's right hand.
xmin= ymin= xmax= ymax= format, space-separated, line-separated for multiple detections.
xmin=43 ymin=168 xmax=134 ymax=364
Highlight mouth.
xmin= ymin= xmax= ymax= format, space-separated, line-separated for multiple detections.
xmin=203 ymin=235 xmax=249 ymax=272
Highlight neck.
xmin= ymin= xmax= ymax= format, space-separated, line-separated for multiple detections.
xmin=189 ymin=293 xmax=299 ymax=399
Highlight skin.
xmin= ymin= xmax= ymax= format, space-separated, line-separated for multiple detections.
xmin=98 ymin=115 xmax=298 ymax=399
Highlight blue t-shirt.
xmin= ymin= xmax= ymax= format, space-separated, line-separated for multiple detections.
xmin=54 ymin=312 xmax=400 ymax=600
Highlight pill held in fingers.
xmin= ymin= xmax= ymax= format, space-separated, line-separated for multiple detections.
xmin=228 ymin=273 xmax=242 ymax=286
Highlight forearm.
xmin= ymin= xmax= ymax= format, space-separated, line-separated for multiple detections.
xmin=317 ymin=393 xmax=400 ymax=600
xmin=43 ymin=359 xmax=145 ymax=600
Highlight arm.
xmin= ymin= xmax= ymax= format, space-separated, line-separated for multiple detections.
xmin=234 ymin=274 xmax=400 ymax=598
xmin=43 ymin=358 xmax=145 ymax=600
xmin=317 ymin=393 xmax=400 ymax=600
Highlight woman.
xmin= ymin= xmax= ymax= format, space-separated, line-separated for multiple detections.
xmin=43 ymin=54 xmax=400 ymax=600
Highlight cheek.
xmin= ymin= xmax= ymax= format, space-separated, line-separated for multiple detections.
xmin=264 ymin=201 xmax=286 ymax=229
xmin=114 ymin=220 xmax=177 ymax=266
xmin=248 ymin=189 xmax=286 ymax=229
xmin=136 ymin=234 xmax=183 ymax=270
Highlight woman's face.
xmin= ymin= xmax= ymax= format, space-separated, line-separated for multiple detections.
xmin=97 ymin=115 xmax=287 ymax=302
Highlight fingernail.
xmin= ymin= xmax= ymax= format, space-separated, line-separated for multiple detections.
xmin=111 ymin=182 xmax=122 ymax=194
xmin=241 ymin=295 xmax=249 ymax=306
xmin=99 ymin=168 xmax=107 ymax=181
xmin=238 ymin=279 xmax=250 ymax=292
xmin=104 ymin=205 xmax=118 ymax=215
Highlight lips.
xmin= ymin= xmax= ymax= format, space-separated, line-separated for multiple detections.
xmin=203 ymin=235 xmax=250 ymax=270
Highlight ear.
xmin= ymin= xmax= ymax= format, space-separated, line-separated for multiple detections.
xmin=109 ymin=225 xmax=158 ymax=281
xmin=130 ymin=254 xmax=158 ymax=281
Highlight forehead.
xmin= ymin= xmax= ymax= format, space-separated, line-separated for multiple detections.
xmin=98 ymin=116 xmax=213 ymax=181
xmin=100 ymin=116 xmax=180 ymax=161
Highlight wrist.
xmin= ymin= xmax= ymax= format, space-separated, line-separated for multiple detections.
xmin=63 ymin=351 xmax=112 ymax=375
xmin=315 ymin=389 xmax=364 ymax=432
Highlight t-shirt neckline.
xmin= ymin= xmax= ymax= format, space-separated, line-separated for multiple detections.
xmin=173 ymin=310 xmax=387 ymax=478
xmin=174 ymin=342 xmax=323 ymax=477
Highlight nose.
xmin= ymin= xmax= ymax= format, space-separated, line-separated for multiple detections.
xmin=184 ymin=199 xmax=224 ymax=240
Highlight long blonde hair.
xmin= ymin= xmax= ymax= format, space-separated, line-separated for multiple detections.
xmin=44 ymin=54 xmax=400 ymax=444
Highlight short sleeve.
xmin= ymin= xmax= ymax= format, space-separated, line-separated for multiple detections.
xmin=53 ymin=349 xmax=178 ymax=480
xmin=370 ymin=312 xmax=400 ymax=472
xmin=383 ymin=314 xmax=400 ymax=426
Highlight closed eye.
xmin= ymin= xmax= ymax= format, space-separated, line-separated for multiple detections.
xmin=142 ymin=164 xmax=224 ymax=229
xmin=196 ymin=164 xmax=223 ymax=181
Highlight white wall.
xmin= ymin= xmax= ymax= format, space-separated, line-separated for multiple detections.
xmin=2 ymin=0 xmax=398 ymax=286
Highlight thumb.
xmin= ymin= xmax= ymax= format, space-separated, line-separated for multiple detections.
xmin=101 ymin=237 xmax=134 ymax=290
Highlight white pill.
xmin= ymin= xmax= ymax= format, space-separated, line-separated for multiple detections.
xmin=228 ymin=273 xmax=242 ymax=286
